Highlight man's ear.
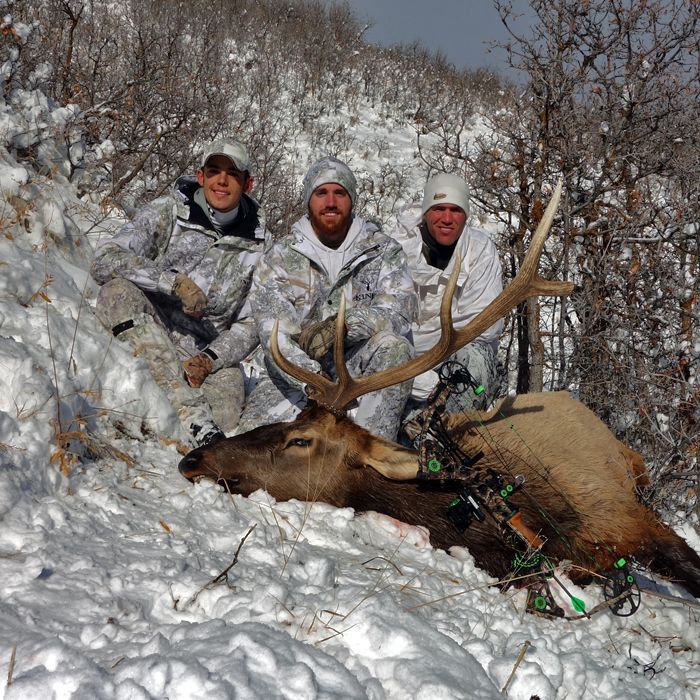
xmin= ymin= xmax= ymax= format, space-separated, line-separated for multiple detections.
xmin=196 ymin=169 xmax=204 ymax=186
xmin=244 ymin=175 xmax=254 ymax=193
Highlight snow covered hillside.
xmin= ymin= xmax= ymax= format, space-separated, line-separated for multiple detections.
xmin=1 ymin=11 xmax=699 ymax=700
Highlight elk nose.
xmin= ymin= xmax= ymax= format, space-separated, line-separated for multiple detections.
xmin=178 ymin=452 xmax=201 ymax=480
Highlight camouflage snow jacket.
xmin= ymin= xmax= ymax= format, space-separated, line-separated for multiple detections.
xmin=91 ymin=177 xmax=269 ymax=369
xmin=251 ymin=215 xmax=417 ymax=385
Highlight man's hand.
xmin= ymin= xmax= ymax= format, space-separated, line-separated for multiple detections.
xmin=182 ymin=353 xmax=214 ymax=387
xmin=297 ymin=315 xmax=341 ymax=361
xmin=173 ymin=274 xmax=206 ymax=318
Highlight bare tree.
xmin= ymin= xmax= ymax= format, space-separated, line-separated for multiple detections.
xmin=466 ymin=0 xmax=699 ymax=509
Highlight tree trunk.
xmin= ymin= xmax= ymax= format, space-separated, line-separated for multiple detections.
xmin=527 ymin=297 xmax=544 ymax=391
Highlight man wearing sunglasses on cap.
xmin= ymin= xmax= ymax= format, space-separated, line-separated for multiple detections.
xmin=92 ymin=138 xmax=268 ymax=447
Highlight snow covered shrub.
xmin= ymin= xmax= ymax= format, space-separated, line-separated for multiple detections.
xmin=0 ymin=12 xmax=185 ymax=513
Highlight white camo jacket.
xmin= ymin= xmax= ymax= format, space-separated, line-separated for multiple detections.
xmin=251 ymin=215 xmax=418 ymax=386
xmin=91 ymin=177 xmax=270 ymax=369
xmin=389 ymin=205 xmax=504 ymax=354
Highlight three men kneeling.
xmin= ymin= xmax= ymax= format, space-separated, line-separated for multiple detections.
xmin=92 ymin=143 xmax=502 ymax=446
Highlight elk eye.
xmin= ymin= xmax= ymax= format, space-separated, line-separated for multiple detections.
xmin=286 ymin=437 xmax=311 ymax=448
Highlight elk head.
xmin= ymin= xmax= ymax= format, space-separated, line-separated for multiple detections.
xmin=179 ymin=181 xmax=571 ymax=491
xmin=178 ymin=402 xmax=419 ymax=503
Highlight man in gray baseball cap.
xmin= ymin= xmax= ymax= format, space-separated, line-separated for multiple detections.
xmin=200 ymin=138 xmax=251 ymax=172
xmin=91 ymin=137 xmax=268 ymax=448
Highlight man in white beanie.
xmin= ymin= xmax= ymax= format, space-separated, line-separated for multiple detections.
xmin=92 ymin=138 xmax=269 ymax=447
xmin=390 ymin=172 xmax=503 ymax=416
xmin=238 ymin=156 xmax=418 ymax=440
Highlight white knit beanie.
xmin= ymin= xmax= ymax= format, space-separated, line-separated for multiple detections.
xmin=421 ymin=173 xmax=470 ymax=218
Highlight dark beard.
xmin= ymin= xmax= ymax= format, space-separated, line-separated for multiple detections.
xmin=308 ymin=210 xmax=353 ymax=248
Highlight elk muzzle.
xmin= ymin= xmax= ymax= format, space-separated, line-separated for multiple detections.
xmin=178 ymin=446 xmax=224 ymax=482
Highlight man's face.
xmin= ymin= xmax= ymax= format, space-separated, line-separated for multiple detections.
xmin=424 ymin=204 xmax=467 ymax=246
xmin=197 ymin=155 xmax=252 ymax=212
xmin=308 ymin=183 xmax=353 ymax=248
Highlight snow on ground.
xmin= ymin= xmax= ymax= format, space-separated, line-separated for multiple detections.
xmin=1 ymin=106 xmax=699 ymax=700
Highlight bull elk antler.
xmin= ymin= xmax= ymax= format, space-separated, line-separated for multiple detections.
xmin=271 ymin=180 xmax=573 ymax=410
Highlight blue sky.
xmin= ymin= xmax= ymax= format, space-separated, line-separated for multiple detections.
xmin=332 ymin=0 xmax=536 ymax=75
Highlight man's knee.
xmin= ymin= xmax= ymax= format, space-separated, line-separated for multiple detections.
xmin=452 ymin=343 xmax=498 ymax=389
xmin=364 ymin=330 xmax=414 ymax=363
xmin=95 ymin=278 xmax=154 ymax=331
xmin=235 ymin=370 xmax=305 ymax=435
xmin=202 ymin=366 xmax=245 ymax=435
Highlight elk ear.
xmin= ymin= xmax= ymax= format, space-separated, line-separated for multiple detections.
xmin=621 ymin=445 xmax=650 ymax=487
xmin=361 ymin=435 xmax=419 ymax=481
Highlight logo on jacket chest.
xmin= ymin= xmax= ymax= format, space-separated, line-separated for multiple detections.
xmin=352 ymin=279 xmax=376 ymax=303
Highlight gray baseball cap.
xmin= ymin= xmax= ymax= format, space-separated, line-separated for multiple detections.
xmin=200 ymin=138 xmax=250 ymax=172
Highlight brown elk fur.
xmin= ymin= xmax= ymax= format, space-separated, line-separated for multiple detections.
xmin=180 ymin=392 xmax=700 ymax=598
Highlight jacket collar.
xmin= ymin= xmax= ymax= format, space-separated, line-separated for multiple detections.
xmin=173 ymin=176 xmax=261 ymax=240
xmin=419 ymin=222 xmax=457 ymax=270
xmin=290 ymin=215 xmax=380 ymax=258
xmin=396 ymin=208 xmax=474 ymax=287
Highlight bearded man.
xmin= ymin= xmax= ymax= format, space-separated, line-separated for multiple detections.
xmin=239 ymin=156 xmax=417 ymax=440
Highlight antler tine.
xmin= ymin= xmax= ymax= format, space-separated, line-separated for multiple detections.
xmin=332 ymin=293 xmax=351 ymax=387
xmin=312 ymin=292 xmax=374 ymax=409
xmin=270 ymin=320 xmax=336 ymax=399
xmin=270 ymin=293 xmax=359 ymax=410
